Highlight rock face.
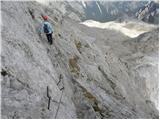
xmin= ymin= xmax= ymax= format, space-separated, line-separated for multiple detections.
xmin=123 ymin=29 xmax=159 ymax=110
xmin=1 ymin=1 xmax=159 ymax=119
xmin=136 ymin=1 xmax=159 ymax=24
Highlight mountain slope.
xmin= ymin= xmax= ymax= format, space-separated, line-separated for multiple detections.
xmin=136 ymin=1 xmax=159 ymax=24
xmin=1 ymin=1 xmax=159 ymax=119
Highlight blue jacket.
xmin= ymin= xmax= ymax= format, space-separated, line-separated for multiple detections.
xmin=41 ymin=21 xmax=53 ymax=34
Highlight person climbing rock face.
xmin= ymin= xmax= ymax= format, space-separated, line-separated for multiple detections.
xmin=41 ymin=15 xmax=53 ymax=45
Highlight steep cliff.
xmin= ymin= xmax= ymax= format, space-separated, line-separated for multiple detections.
xmin=1 ymin=1 xmax=159 ymax=119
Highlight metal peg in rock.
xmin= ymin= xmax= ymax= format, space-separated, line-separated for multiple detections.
xmin=47 ymin=86 xmax=51 ymax=110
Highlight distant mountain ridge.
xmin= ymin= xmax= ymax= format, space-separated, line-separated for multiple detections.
xmin=82 ymin=1 xmax=148 ymax=22
xmin=136 ymin=1 xmax=159 ymax=24
xmin=46 ymin=0 xmax=158 ymax=24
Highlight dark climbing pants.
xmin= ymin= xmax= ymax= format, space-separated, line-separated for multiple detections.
xmin=46 ymin=33 xmax=53 ymax=45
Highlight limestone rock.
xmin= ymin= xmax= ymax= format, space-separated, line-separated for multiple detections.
xmin=1 ymin=1 xmax=159 ymax=119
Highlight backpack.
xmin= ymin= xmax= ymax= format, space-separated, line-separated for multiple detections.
xmin=43 ymin=23 xmax=49 ymax=33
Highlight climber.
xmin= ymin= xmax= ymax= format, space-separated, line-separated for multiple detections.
xmin=40 ymin=15 xmax=53 ymax=45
